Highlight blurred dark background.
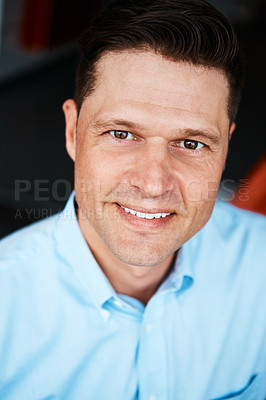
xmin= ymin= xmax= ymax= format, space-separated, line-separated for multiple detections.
xmin=0 ymin=0 xmax=265 ymax=239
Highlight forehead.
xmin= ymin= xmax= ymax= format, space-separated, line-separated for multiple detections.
xmin=81 ymin=50 xmax=230 ymax=131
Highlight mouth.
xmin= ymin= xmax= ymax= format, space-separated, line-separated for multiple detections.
xmin=116 ymin=203 xmax=175 ymax=220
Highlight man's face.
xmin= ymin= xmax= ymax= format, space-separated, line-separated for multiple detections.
xmin=64 ymin=51 xmax=234 ymax=267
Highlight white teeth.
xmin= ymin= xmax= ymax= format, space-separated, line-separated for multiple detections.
xmin=125 ymin=207 xmax=137 ymax=216
xmin=120 ymin=205 xmax=171 ymax=219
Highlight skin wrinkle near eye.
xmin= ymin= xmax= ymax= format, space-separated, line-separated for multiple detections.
xmin=108 ymin=130 xmax=205 ymax=151
xmin=89 ymin=119 xmax=223 ymax=147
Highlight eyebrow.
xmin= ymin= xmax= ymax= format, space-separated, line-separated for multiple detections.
xmin=175 ymin=128 xmax=222 ymax=145
xmin=90 ymin=119 xmax=222 ymax=145
xmin=90 ymin=119 xmax=141 ymax=131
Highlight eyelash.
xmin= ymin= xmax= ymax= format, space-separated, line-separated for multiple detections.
xmin=107 ymin=130 xmax=205 ymax=150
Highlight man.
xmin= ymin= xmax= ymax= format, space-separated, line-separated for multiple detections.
xmin=0 ymin=0 xmax=265 ymax=399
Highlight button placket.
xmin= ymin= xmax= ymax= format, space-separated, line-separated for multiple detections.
xmin=137 ymin=297 xmax=169 ymax=400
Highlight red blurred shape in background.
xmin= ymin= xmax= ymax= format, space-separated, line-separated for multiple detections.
xmin=20 ymin=0 xmax=103 ymax=52
xmin=231 ymin=154 xmax=266 ymax=215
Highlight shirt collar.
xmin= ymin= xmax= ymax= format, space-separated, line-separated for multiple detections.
xmin=157 ymin=246 xmax=194 ymax=295
xmin=53 ymin=192 xmax=116 ymax=312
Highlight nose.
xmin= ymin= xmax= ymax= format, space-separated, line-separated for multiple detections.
xmin=127 ymin=140 xmax=176 ymax=198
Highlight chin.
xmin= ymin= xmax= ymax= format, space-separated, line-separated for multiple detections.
xmin=109 ymin=242 xmax=173 ymax=267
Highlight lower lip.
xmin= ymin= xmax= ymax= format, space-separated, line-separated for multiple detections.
xmin=116 ymin=204 xmax=174 ymax=229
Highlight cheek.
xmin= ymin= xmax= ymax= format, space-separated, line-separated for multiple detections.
xmin=178 ymin=158 xmax=224 ymax=204
xmin=74 ymin=145 xmax=131 ymax=197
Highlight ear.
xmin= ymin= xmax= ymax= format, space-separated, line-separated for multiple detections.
xmin=62 ymin=99 xmax=78 ymax=162
xmin=229 ymin=122 xmax=236 ymax=140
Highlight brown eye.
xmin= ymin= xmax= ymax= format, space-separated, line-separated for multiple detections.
xmin=182 ymin=140 xmax=204 ymax=150
xmin=109 ymin=130 xmax=132 ymax=139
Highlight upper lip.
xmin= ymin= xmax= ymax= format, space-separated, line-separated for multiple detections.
xmin=116 ymin=203 xmax=175 ymax=214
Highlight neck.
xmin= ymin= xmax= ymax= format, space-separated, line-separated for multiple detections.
xmin=77 ymin=212 xmax=176 ymax=305
xmin=96 ymin=249 xmax=176 ymax=305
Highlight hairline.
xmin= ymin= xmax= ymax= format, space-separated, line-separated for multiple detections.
xmin=77 ymin=47 xmax=233 ymax=123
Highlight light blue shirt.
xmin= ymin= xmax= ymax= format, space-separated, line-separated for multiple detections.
xmin=0 ymin=192 xmax=265 ymax=400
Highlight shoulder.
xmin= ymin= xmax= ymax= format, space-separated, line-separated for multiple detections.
xmin=0 ymin=214 xmax=64 ymax=313
xmin=185 ymin=202 xmax=266 ymax=280
xmin=193 ymin=201 xmax=266 ymax=253
xmin=0 ymin=193 xmax=77 ymax=293
xmin=211 ymin=201 xmax=266 ymax=242
xmin=199 ymin=202 xmax=266 ymax=274
xmin=0 ymin=214 xmax=59 ymax=266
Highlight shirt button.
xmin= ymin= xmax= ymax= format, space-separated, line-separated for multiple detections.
xmin=145 ymin=323 xmax=153 ymax=333
xmin=113 ymin=299 xmax=123 ymax=308
xmin=149 ymin=395 xmax=157 ymax=400
xmin=101 ymin=309 xmax=110 ymax=320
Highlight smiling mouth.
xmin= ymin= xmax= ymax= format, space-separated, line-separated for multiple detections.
xmin=117 ymin=203 xmax=174 ymax=220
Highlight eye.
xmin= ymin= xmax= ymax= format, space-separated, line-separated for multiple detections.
xmin=109 ymin=130 xmax=134 ymax=140
xmin=180 ymin=140 xmax=204 ymax=150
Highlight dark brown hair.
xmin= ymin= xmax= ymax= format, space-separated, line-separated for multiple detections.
xmin=75 ymin=0 xmax=245 ymax=122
